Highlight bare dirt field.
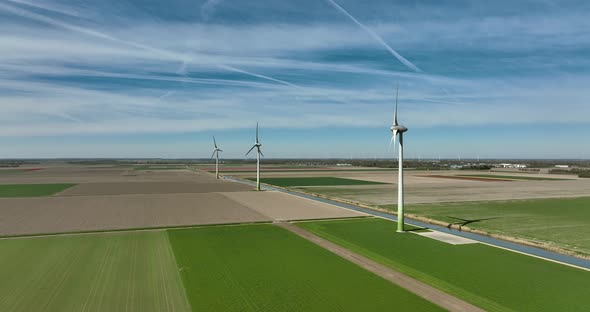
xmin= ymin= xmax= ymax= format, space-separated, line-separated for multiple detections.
xmin=0 ymin=193 xmax=270 ymax=236
xmin=0 ymin=165 xmax=367 ymax=236
xmin=221 ymin=191 xmax=365 ymax=221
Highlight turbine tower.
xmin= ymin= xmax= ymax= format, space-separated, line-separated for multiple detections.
xmin=390 ymin=86 xmax=408 ymax=232
xmin=246 ymin=123 xmax=264 ymax=191
xmin=211 ymin=136 xmax=223 ymax=179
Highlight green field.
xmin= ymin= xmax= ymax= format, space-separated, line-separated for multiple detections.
xmin=458 ymin=174 xmax=568 ymax=181
xmin=0 ymin=231 xmax=191 ymax=312
xmin=298 ymin=218 xmax=590 ymax=312
xmin=381 ymin=197 xmax=590 ymax=256
xmin=0 ymin=169 xmax=24 ymax=175
xmin=168 ymin=224 xmax=443 ymax=311
xmin=0 ymin=225 xmax=446 ymax=311
xmin=0 ymin=183 xmax=75 ymax=197
xmin=247 ymin=176 xmax=387 ymax=187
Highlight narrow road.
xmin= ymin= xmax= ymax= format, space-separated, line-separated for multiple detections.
xmin=277 ymin=222 xmax=485 ymax=312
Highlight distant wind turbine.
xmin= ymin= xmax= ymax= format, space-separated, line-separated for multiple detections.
xmin=390 ymin=86 xmax=408 ymax=232
xmin=246 ymin=123 xmax=264 ymax=191
xmin=211 ymin=136 xmax=223 ymax=179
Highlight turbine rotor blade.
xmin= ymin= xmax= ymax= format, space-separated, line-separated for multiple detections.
xmin=211 ymin=150 xmax=217 ymax=159
xmin=389 ymin=129 xmax=397 ymax=150
xmin=258 ymin=147 xmax=264 ymax=158
xmin=256 ymin=122 xmax=259 ymax=143
xmin=213 ymin=136 xmax=217 ymax=148
xmin=245 ymin=145 xmax=256 ymax=156
xmin=394 ymin=85 xmax=399 ymax=126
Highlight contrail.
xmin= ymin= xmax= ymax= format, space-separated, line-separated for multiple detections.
xmin=4 ymin=0 xmax=83 ymax=17
xmin=2 ymin=1 xmax=360 ymax=106
xmin=0 ymin=2 xmax=284 ymax=88
xmin=219 ymin=65 xmax=299 ymax=88
xmin=0 ymin=2 xmax=181 ymax=60
xmin=325 ymin=0 xmax=421 ymax=73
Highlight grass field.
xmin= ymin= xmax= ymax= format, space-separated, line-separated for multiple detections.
xmin=298 ymin=218 xmax=590 ymax=312
xmin=0 ymin=184 xmax=75 ymax=197
xmin=0 ymin=169 xmax=23 ymax=175
xmin=247 ymin=177 xmax=387 ymax=187
xmin=382 ymin=197 xmax=590 ymax=256
xmin=0 ymin=231 xmax=191 ymax=312
xmin=458 ymin=174 xmax=568 ymax=181
xmin=168 ymin=224 xmax=443 ymax=311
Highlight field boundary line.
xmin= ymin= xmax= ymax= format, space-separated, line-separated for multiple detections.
xmin=0 ymin=221 xmax=272 ymax=240
xmin=277 ymin=222 xmax=485 ymax=312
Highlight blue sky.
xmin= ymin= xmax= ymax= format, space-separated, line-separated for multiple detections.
xmin=1 ymin=0 xmax=589 ymax=159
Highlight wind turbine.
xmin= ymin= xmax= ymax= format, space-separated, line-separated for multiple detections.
xmin=246 ymin=122 xmax=264 ymax=191
xmin=211 ymin=136 xmax=223 ymax=179
xmin=390 ymin=86 xmax=408 ymax=232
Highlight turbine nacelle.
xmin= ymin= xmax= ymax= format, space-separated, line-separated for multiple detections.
xmin=390 ymin=125 xmax=408 ymax=134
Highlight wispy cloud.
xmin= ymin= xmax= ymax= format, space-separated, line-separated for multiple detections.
xmin=201 ymin=0 xmax=223 ymax=21
xmin=0 ymin=0 xmax=589 ymax=157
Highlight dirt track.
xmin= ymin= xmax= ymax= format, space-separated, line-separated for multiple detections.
xmin=278 ymin=222 xmax=485 ymax=312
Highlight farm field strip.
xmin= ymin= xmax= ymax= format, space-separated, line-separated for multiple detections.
xmin=0 ymin=231 xmax=191 ymax=312
xmin=297 ymin=218 xmax=590 ymax=312
xmin=247 ymin=176 xmax=388 ymax=187
xmin=457 ymin=174 xmax=569 ymax=181
xmin=0 ymin=183 xmax=75 ymax=197
xmin=168 ymin=224 xmax=444 ymax=311
xmin=0 ymin=193 xmax=271 ymax=237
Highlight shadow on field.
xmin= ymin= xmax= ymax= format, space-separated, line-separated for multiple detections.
xmin=446 ymin=216 xmax=501 ymax=230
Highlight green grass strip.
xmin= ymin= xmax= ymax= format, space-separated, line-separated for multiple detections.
xmin=0 ymin=184 xmax=75 ymax=197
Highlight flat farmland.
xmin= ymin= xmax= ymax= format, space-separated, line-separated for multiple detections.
xmin=0 ymin=231 xmax=191 ymax=312
xmin=0 ymin=165 xmax=211 ymax=184
xmin=384 ymin=197 xmax=590 ymax=257
xmin=298 ymin=218 xmax=590 ymax=312
xmin=168 ymin=224 xmax=444 ymax=311
xmin=284 ymin=173 xmax=590 ymax=205
xmin=0 ymin=183 xmax=75 ymax=197
xmin=0 ymin=193 xmax=270 ymax=236
xmin=59 ymin=181 xmax=251 ymax=196
xmin=248 ymin=176 xmax=387 ymax=187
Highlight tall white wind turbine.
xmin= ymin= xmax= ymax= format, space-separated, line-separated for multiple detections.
xmin=211 ymin=136 xmax=223 ymax=179
xmin=245 ymin=123 xmax=264 ymax=191
xmin=390 ymin=86 xmax=408 ymax=232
